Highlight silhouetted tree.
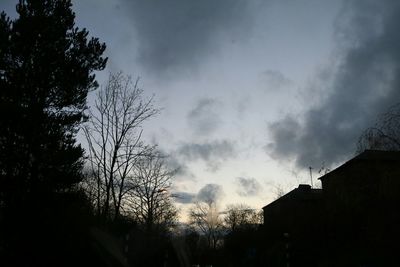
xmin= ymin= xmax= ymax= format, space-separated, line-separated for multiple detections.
xmin=224 ymin=204 xmax=262 ymax=232
xmin=127 ymin=153 xmax=178 ymax=233
xmin=0 ymin=0 xmax=106 ymax=205
xmin=0 ymin=0 xmax=107 ymax=265
xmin=120 ymin=153 xmax=178 ymax=267
xmin=189 ymin=201 xmax=224 ymax=250
xmin=358 ymin=103 xmax=400 ymax=151
xmin=223 ymin=205 xmax=263 ymax=267
xmin=83 ymin=72 xmax=158 ymax=221
xmin=182 ymin=226 xmax=201 ymax=264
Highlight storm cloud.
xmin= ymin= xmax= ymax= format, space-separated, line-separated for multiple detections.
xmin=188 ymin=98 xmax=222 ymax=136
xmin=236 ymin=177 xmax=262 ymax=197
xmin=173 ymin=183 xmax=224 ymax=205
xmin=122 ymin=0 xmax=257 ymax=75
xmin=164 ymin=154 xmax=195 ymax=181
xmin=178 ymin=140 xmax=236 ymax=171
xmin=196 ymin=183 xmax=224 ymax=204
xmin=267 ymin=0 xmax=400 ymax=168
xmin=173 ymin=191 xmax=196 ymax=204
xmin=260 ymin=70 xmax=292 ymax=90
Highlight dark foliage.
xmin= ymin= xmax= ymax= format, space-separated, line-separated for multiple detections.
xmin=357 ymin=103 xmax=400 ymax=152
xmin=1 ymin=191 xmax=109 ymax=267
xmin=223 ymin=227 xmax=261 ymax=267
xmin=0 ymin=0 xmax=107 ymax=205
xmin=126 ymin=227 xmax=179 ymax=267
xmin=0 ymin=0 xmax=106 ymax=265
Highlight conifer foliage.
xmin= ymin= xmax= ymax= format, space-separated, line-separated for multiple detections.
xmin=0 ymin=0 xmax=107 ymax=204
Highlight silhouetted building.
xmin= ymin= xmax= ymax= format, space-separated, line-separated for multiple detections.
xmin=319 ymin=150 xmax=400 ymax=266
xmin=262 ymin=184 xmax=324 ymax=266
xmin=262 ymin=150 xmax=400 ymax=267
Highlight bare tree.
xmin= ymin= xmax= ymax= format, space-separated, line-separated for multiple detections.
xmin=83 ymin=72 xmax=158 ymax=221
xmin=127 ymin=153 xmax=178 ymax=232
xmin=358 ymin=103 xmax=400 ymax=152
xmin=224 ymin=204 xmax=262 ymax=232
xmin=79 ymin=166 xmax=99 ymax=211
xmin=189 ymin=201 xmax=224 ymax=250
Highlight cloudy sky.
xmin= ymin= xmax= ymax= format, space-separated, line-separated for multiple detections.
xmin=3 ymin=0 xmax=400 ymax=218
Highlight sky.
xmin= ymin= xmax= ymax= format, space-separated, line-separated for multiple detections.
xmin=2 ymin=0 xmax=400 ymax=219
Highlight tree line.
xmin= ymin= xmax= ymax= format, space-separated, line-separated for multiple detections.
xmin=2 ymin=0 xmax=400 ymax=266
xmin=0 ymin=1 xmax=265 ymax=266
xmin=82 ymin=71 xmax=177 ymax=229
xmin=0 ymin=1 xmax=179 ymax=266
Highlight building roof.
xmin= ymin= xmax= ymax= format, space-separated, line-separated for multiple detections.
xmin=262 ymin=184 xmax=322 ymax=210
xmin=318 ymin=150 xmax=400 ymax=181
xmin=262 ymin=150 xmax=400 ymax=210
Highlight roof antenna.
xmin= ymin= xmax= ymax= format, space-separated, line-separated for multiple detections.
xmin=309 ymin=166 xmax=313 ymax=188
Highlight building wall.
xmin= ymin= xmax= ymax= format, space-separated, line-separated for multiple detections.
xmin=262 ymin=186 xmax=324 ymax=266
xmin=262 ymin=152 xmax=400 ymax=266
xmin=320 ymin=158 xmax=400 ymax=265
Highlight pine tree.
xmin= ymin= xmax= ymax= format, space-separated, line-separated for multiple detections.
xmin=0 ymin=0 xmax=107 ymax=205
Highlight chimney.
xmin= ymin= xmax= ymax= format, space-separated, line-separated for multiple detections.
xmin=298 ymin=184 xmax=311 ymax=191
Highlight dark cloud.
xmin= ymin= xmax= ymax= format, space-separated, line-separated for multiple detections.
xmin=122 ymin=0 xmax=257 ymax=75
xmin=188 ymin=98 xmax=222 ymax=135
xmin=235 ymin=177 xmax=262 ymax=197
xmin=172 ymin=191 xmax=196 ymax=204
xmin=196 ymin=183 xmax=224 ymax=204
xmin=260 ymin=70 xmax=292 ymax=90
xmin=179 ymin=140 xmax=235 ymax=161
xmin=172 ymin=183 xmax=224 ymax=205
xmin=178 ymin=140 xmax=236 ymax=171
xmin=267 ymin=0 xmax=400 ymax=168
xmin=164 ymin=154 xmax=195 ymax=181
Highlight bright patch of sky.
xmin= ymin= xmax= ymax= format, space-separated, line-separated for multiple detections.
xmin=73 ymin=0 xmax=342 ymax=215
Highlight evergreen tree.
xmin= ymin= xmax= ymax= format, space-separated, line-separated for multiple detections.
xmin=0 ymin=1 xmax=108 ymax=265
xmin=0 ymin=0 xmax=107 ymax=206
